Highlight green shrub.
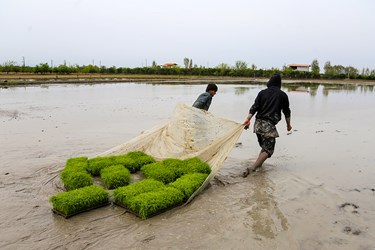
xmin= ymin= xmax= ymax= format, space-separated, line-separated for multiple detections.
xmin=49 ymin=185 xmax=109 ymax=217
xmin=168 ymin=173 xmax=208 ymax=199
xmin=100 ymin=165 xmax=131 ymax=189
xmin=114 ymin=179 xmax=164 ymax=206
xmin=141 ymin=162 xmax=178 ymax=184
xmin=127 ymin=187 xmax=184 ymax=219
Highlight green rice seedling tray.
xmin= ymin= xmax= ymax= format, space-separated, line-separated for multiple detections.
xmin=120 ymin=187 xmax=184 ymax=219
xmin=100 ymin=165 xmax=131 ymax=189
xmin=52 ymin=202 xmax=111 ymax=219
xmin=113 ymin=201 xmax=183 ymax=220
xmin=49 ymin=185 xmax=109 ymax=218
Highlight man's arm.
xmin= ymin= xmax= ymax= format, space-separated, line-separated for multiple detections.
xmin=282 ymin=93 xmax=292 ymax=131
xmin=286 ymin=117 xmax=292 ymax=131
xmin=243 ymin=113 xmax=253 ymax=129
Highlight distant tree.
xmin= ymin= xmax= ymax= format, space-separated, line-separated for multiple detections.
xmin=345 ymin=66 xmax=358 ymax=78
xmin=152 ymin=60 xmax=157 ymax=68
xmin=55 ymin=64 xmax=72 ymax=74
xmin=323 ymin=61 xmax=334 ymax=75
xmin=107 ymin=66 xmax=116 ymax=74
xmin=311 ymin=59 xmax=320 ymax=75
xmin=216 ymin=63 xmax=230 ymax=70
xmin=82 ymin=64 xmax=99 ymax=73
xmin=183 ymin=58 xmax=189 ymax=68
xmin=2 ymin=60 xmax=17 ymax=74
xmin=34 ymin=63 xmax=50 ymax=74
xmin=250 ymin=64 xmax=257 ymax=70
xmin=234 ymin=60 xmax=247 ymax=70
xmin=332 ymin=65 xmax=345 ymax=75
xmin=283 ymin=67 xmax=294 ymax=77
xmin=216 ymin=63 xmax=231 ymax=76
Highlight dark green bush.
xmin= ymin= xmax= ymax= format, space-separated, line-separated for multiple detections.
xmin=49 ymin=185 xmax=109 ymax=217
xmin=100 ymin=165 xmax=131 ymax=189
xmin=168 ymin=173 xmax=208 ymax=199
xmin=114 ymin=179 xmax=164 ymax=207
xmin=141 ymin=162 xmax=178 ymax=184
xmin=127 ymin=187 xmax=184 ymax=219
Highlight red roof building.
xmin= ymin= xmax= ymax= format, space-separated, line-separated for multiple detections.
xmin=162 ymin=63 xmax=178 ymax=68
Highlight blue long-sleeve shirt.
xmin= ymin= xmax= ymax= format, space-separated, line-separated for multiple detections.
xmin=192 ymin=92 xmax=212 ymax=111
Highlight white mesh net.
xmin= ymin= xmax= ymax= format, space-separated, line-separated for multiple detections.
xmin=100 ymin=103 xmax=244 ymax=202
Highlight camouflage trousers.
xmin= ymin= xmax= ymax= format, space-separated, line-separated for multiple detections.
xmin=253 ymin=119 xmax=279 ymax=158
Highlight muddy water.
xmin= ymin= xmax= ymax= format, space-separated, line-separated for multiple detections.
xmin=1 ymin=83 xmax=375 ymax=249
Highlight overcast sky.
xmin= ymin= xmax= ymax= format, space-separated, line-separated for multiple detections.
xmin=1 ymin=0 xmax=374 ymax=70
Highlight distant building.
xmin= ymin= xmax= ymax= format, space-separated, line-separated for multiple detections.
xmin=162 ymin=63 xmax=178 ymax=68
xmin=287 ymin=64 xmax=310 ymax=72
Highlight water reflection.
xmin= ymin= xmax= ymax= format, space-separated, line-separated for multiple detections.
xmin=283 ymin=83 xmax=375 ymax=97
xmin=234 ymin=87 xmax=250 ymax=95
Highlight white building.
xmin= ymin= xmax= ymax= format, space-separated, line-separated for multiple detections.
xmin=287 ymin=64 xmax=311 ymax=72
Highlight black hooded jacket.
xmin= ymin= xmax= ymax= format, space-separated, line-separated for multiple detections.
xmin=249 ymin=75 xmax=291 ymax=125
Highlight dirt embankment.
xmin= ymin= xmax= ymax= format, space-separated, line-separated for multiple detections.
xmin=1 ymin=73 xmax=375 ymax=86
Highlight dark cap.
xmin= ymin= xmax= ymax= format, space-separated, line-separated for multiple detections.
xmin=206 ymin=83 xmax=218 ymax=92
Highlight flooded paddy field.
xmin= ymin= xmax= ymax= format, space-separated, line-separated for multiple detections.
xmin=0 ymin=82 xmax=374 ymax=249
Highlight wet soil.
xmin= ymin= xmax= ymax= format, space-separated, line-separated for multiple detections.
xmin=0 ymin=83 xmax=374 ymax=249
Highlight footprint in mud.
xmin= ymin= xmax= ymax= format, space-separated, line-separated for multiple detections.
xmin=338 ymin=203 xmax=362 ymax=235
xmin=141 ymin=235 xmax=155 ymax=244
xmin=339 ymin=202 xmax=359 ymax=214
xmin=343 ymin=226 xmax=361 ymax=235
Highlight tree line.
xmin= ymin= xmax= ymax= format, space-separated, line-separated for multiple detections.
xmin=1 ymin=59 xmax=375 ymax=80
